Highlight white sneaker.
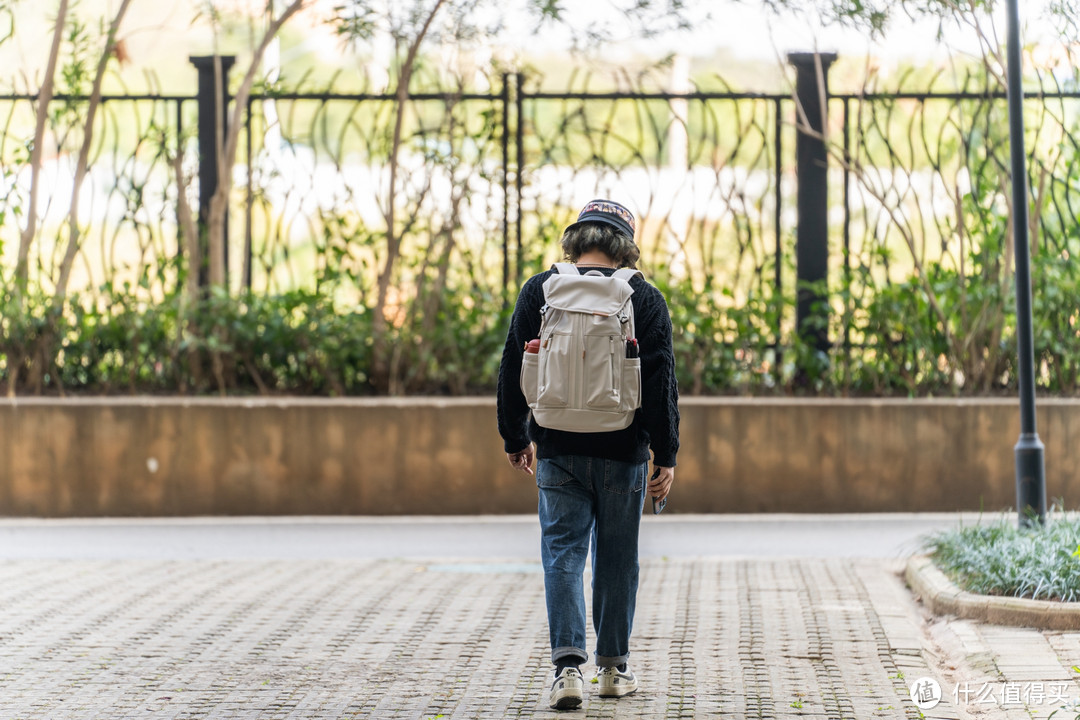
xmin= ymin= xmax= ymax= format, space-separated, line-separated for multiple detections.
xmin=549 ymin=666 xmax=584 ymax=710
xmin=597 ymin=664 xmax=638 ymax=698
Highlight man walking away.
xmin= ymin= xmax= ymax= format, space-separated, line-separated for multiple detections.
xmin=497 ymin=199 xmax=680 ymax=710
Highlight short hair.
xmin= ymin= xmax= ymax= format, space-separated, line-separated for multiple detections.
xmin=560 ymin=222 xmax=640 ymax=269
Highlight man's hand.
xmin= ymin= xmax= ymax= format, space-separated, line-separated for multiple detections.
xmin=648 ymin=466 xmax=674 ymax=502
xmin=507 ymin=445 xmax=535 ymax=475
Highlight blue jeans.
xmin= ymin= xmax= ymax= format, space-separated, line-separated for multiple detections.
xmin=536 ymin=455 xmax=647 ymax=668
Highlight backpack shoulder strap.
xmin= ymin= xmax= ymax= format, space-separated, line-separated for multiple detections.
xmin=553 ymin=263 xmax=578 ymax=275
xmin=613 ymin=268 xmax=643 ymax=282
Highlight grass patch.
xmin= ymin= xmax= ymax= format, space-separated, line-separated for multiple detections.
xmin=925 ymin=508 xmax=1080 ymax=602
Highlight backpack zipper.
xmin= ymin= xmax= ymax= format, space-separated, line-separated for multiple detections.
xmin=609 ymin=336 xmax=618 ymax=398
xmin=573 ymin=314 xmax=584 ymax=409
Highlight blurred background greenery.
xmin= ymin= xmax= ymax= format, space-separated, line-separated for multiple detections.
xmin=2 ymin=0 xmax=1080 ymax=398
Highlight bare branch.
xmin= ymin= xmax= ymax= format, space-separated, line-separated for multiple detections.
xmin=15 ymin=0 xmax=70 ymax=287
xmin=205 ymin=0 xmax=310 ymax=287
xmin=55 ymin=0 xmax=135 ymax=304
xmin=371 ymin=0 xmax=449 ymax=392
xmin=172 ymin=148 xmax=201 ymax=307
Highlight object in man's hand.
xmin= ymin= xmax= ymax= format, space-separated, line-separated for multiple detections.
xmin=651 ymin=467 xmax=666 ymax=514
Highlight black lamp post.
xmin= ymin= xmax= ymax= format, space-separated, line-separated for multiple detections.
xmin=1005 ymin=0 xmax=1047 ymax=528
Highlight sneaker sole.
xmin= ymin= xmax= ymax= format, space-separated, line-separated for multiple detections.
xmin=598 ymin=681 xmax=638 ymax=698
xmin=598 ymin=689 xmax=637 ymax=698
xmin=550 ymin=689 xmax=583 ymax=710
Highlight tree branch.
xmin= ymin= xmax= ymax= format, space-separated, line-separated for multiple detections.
xmin=16 ymin=0 xmax=69 ymax=288
xmin=372 ymin=0 xmax=448 ymax=387
xmin=55 ymin=0 xmax=134 ymax=304
xmin=205 ymin=0 xmax=309 ymax=287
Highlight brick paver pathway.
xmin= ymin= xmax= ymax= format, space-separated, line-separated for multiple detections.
xmin=2 ymin=557 xmax=1079 ymax=719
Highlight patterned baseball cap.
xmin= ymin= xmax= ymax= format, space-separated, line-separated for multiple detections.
xmin=567 ymin=199 xmax=636 ymax=240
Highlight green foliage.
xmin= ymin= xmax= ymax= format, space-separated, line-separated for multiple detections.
xmin=753 ymin=0 xmax=997 ymax=39
xmin=657 ymin=270 xmax=789 ymax=395
xmin=329 ymin=0 xmax=700 ymax=58
xmin=178 ymin=286 xmax=373 ymax=395
xmin=1032 ymin=251 xmax=1080 ymax=394
xmin=925 ymin=507 xmax=1080 ymax=602
xmin=0 ymin=273 xmax=512 ymax=396
xmin=6 ymin=0 xmax=1080 ymax=398
xmin=399 ymin=285 xmax=511 ymax=395
xmin=0 ymin=286 xmax=62 ymax=395
xmin=4 ymin=239 xmax=1080 ymax=397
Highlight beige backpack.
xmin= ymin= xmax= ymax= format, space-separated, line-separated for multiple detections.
xmin=520 ymin=263 xmax=643 ymax=432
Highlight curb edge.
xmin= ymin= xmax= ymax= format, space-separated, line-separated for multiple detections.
xmin=905 ymin=555 xmax=1080 ymax=631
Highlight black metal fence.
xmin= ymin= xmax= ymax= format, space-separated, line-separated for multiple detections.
xmin=5 ymin=60 xmax=1080 ymax=349
xmin=0 ymin=91 xmax=192 ymax=295
xmin=234 ymin=67 xmax=1080 ymax=365
xmin=231 ymin=74 xmax=794 ymax=316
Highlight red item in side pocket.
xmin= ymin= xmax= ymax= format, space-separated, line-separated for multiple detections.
xmin=525 ymin=338 xmax=541 ymax=354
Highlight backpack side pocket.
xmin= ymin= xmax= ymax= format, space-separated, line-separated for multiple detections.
xmin=520 ymin=351 xmax=540 ymax=407
xmin=620 ymin=357 xmax=641 ymax=413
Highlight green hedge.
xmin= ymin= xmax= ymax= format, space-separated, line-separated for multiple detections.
xmin=2 ymin=247 xmax=1078 ymax=397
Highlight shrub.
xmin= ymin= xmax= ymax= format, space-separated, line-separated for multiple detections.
xmin=924 ymin=508 xmax=1080 ymax=602
xmin=1 ymin=248 xmax=1079 ymax=397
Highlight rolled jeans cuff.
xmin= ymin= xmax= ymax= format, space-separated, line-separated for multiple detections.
xmin=595 ymin=652 xmax=629 ymax=668
xmin=551 ymin=646 xmax=588 ymax=665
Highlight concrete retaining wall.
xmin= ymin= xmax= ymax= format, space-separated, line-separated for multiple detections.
xmin=1 ymin=397 xmax=1077 ymax=516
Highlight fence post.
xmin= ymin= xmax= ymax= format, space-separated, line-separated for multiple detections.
xmin=189 ymin=55 xmax=236 ymax=288
xmin=787 ymin=52 xmax=837 ymax=366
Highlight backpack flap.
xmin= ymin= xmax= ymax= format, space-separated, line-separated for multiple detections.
xmin=540 ymin=274 xmax=635 ymax=318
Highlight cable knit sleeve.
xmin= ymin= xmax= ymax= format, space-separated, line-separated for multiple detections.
xmin=496 ymin=273 xmax=545 ymax=453
xmin=634 ymin=280 xmax=680 ymax=467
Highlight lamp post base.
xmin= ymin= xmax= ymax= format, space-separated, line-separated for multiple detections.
xmin=1015 ymin=432 xmax=1047 ymax=528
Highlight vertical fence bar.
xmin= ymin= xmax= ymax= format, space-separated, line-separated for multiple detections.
xmin=244 ymin=95 xmax=253 ymax=291
xmin=501 ymin=73 xmax=510 ymax=305
xmin=176 ymin=98 xmax=185 ymax=265
xmin=515 ymin=72 xmax=524 ymax=288
xmin=842 ymin=97 xmax=851 ymax=357
xmin=773 ymin=96 xmax=784 ymax=381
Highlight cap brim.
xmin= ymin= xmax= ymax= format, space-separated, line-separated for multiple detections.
xmin=566 ymin=214 xmax=635 ymax=239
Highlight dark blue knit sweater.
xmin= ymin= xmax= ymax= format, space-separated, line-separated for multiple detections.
xmin=496 ymin=266 xmax=680 ymax=467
